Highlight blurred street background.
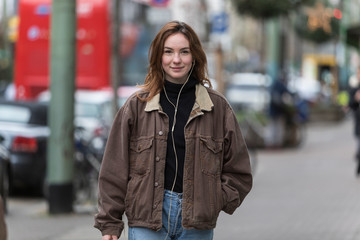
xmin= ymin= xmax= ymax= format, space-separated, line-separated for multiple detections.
xmin=0 ymin=0 xmax=360 ymax=239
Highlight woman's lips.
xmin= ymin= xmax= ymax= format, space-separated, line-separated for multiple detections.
xmin=171 ymin=67 xmax=183 ymax=71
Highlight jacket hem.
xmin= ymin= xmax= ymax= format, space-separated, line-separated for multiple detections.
xmin=128 ymin=220 xmax=162 ymax=232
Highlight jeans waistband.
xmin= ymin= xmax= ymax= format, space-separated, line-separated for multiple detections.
xmin=164 ymin=189 xmax=183 ymax=199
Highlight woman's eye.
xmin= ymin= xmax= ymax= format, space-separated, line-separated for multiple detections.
xmin=181 ymin=50 xmax=190 ymax=54
xmin=164 ymin=50 xmax=172 ymax=54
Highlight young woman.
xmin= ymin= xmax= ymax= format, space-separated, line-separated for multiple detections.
xmin=94 ymin=20 xmax=252 ymax=240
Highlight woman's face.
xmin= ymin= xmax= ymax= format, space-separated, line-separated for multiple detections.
xmin=162 ymin=33 xmax=193 ymax=84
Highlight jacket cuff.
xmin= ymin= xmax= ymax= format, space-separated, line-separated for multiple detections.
xmin=96 ymin=225 xmax=123 ymax=238
xmin=222 ymin=198 xmax=240 ymax=214
xmin=221 ymin=187 xmax=241 ymax=214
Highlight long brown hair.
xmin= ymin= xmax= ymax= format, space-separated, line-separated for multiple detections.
xmin=139 ymin=21 xmax=211 ymax=101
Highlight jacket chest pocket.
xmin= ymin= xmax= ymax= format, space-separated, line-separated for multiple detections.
xmin=129 ymin=138 xmax=153 ymax=175
xmin=200 ymin=137 xmax=223 ymax=176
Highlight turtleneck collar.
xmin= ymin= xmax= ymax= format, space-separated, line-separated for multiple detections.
xmin=164 ymin=77 xmax=197 ymax=95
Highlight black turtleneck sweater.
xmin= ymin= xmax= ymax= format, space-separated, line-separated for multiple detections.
xmin=160 ymin=77 xmax=196 ymax=193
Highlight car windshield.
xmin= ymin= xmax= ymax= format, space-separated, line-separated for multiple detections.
xmin=75 ymin=102 xmax=101 ymax=118
xmin=0 ymin=105 xmax=31 ymax=123
xmin=226 ymin=83 xmax=269 ymax=98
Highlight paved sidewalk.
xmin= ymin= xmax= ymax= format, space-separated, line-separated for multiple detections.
xmin=6 ymin=200 xmax=128 ymax=240
xmin=214 ymin=118 xmax=360 ymax=240
xmin=52 ymin=206 xmax=129 ymax=240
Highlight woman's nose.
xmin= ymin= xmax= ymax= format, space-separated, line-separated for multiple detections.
xmin=173 ymin=53 xmax=181 ymax=63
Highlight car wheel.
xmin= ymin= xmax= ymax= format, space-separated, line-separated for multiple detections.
xmin=0 ymin=163 xmax=9 ymax=213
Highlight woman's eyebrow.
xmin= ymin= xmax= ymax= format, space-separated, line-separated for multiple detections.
xmin=163 ymin=46 xmax=190 ymax=50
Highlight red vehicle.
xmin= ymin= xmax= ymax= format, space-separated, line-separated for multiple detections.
xmin=14 ymin=0 xmax=110 ymax=100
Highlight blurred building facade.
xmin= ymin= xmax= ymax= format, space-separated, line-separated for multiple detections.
xmin=225 ymin=0 xmax=360 ymax=102
xmin=1 ymin=0 xmax=360 ymax=97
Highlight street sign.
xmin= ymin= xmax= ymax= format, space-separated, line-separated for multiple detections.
xmin=211 ymin=12 xmax=228 ymax=33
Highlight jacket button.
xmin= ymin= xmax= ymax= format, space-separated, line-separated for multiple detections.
xmin=158 ymin=131 xmax=163 ymax=136
xmin=154 ymin=182 xmax=159 ymax=187
xmin=156 ymin=156 xmax=160 ymax=162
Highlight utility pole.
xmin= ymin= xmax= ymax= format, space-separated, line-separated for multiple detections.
xmin=2 ymin=0 xmax=10 ymax=80
xmin=47 ymin=0 xmax=76 ymax=214
xmin=111 ymin=0 xmax=122 ymax=115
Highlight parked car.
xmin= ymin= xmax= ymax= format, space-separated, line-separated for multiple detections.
xmin=225 ymin=73 xmax=272 ymax=149
xmin=0 ymin=138 xmax=10 ymax=212
xmin=73 ymin=90 xmax=114 ymax=141
xmin=38 ymin=86 xmax=139 ymax=141
xmin=0 ymin=100 xmax=49 ymax=194
xmin=226 ymin=73 xmax=272 ymax=111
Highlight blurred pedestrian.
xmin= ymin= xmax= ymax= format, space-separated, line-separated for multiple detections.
xmin=266 ymin=72 xmax=293 ymax=148
xmin=348 ymin=66 xmax=360 ymax=176
xmin=94 ymin=21 xmax=252 ymax=240
xmin=0 ymin=196 xmax=6 ymax=240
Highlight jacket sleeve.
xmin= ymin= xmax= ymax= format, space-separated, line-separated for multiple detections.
xmin=221 ymin=105 xmax=253 ymax=215
xmin=94 ymin=103 xmax=132 ymax=237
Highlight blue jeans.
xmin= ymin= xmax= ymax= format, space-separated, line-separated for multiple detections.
xmin=128 ymin=190 xmax=214 ymax=240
